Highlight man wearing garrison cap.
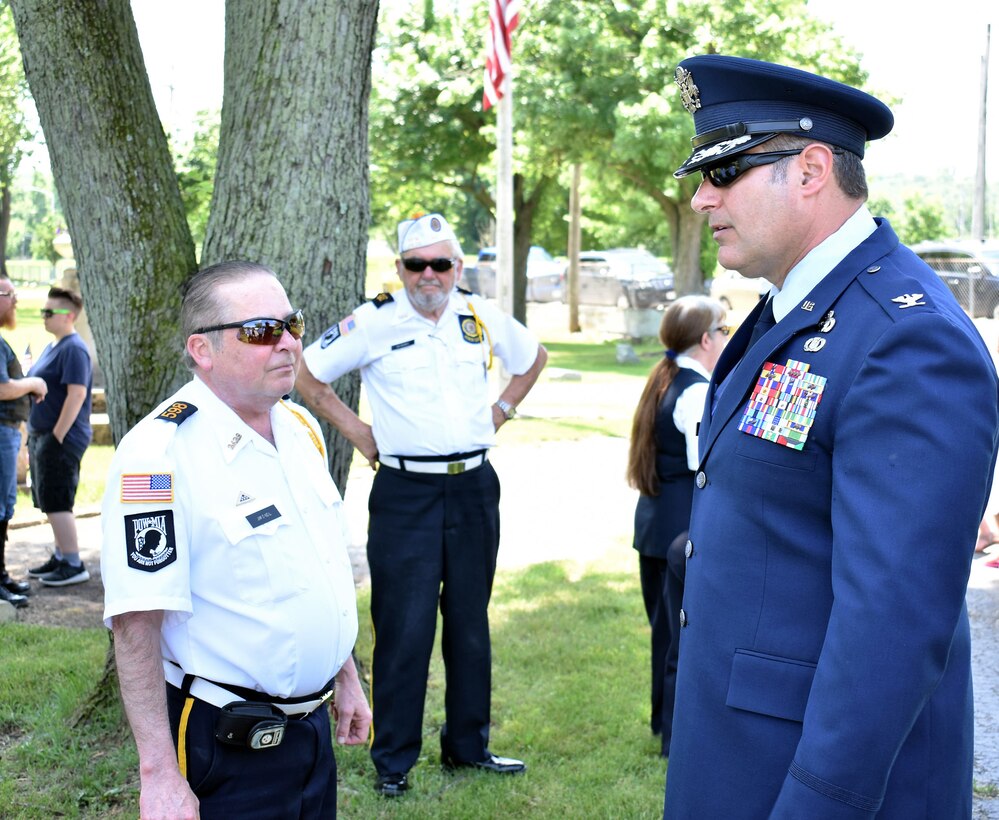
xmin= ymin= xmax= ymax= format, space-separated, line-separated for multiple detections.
xmin=663 ymin=55 xmax=999 ymax=818
xmin=297 ymin=213 xmax=546 ymax=797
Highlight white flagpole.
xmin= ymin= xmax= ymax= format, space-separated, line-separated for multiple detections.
xmin=496 ymin=75 xmax=514 ymax=318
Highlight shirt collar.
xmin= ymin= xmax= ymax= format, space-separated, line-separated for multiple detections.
xmin=675 ymin=353 xmax=712 ymax=381
xmin=188 ymin=376 xmax=275 ymax=462
xmin=770 ymin=204 xmax=877 ymax=322
xmin=393 ymin=287 xmax=459 ymax=325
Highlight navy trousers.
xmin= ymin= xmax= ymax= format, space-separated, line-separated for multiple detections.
xmin=165 ymin=684 xmax=337 ymax=818
xmin=367 ymin=461 xmax=501 ymax=775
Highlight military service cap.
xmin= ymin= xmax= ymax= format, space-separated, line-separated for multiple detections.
xmin=673 ymin=54 xmax=894 ymax=178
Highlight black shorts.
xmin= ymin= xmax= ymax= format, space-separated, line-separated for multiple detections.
xmin=28 ymin=432 xmax=82 ymax=513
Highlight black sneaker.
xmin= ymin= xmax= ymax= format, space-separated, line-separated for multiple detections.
xmin=0 ymin=585 xmax=28 ymax=608
xmin=38 ymin=560 xmax=90 ymax=587
xmin=28 ymin=554 xmax=61 ymax=578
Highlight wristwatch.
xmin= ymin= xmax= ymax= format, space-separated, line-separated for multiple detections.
xmin=495 ymin=399 xmax=517 ymax=420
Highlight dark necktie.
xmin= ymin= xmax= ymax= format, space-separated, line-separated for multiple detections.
xmin=746 ymin=297 xmax=776 ymax=350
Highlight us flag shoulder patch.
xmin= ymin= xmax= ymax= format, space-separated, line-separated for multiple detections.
xmin=121 ymin=473 xmax=174 ymax=504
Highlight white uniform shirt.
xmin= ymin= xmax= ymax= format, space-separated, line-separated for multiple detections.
xmin=671 ymin=356 xmax=712 ymax=470
xmin=101 ymin=376 xmax=358 ymax=699
xmin=303 ymin=288 xmax=539 ymax=456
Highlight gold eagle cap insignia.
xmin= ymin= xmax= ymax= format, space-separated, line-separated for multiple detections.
xmin=675 ymin=67 xmax=701 ymax=114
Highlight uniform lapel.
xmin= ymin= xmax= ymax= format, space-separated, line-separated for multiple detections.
xmin=698 ymin=221 xmax=898 ymax=465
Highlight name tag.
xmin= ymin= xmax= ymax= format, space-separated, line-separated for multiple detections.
xmin=391 ymin=339 xmax=415 ymax=350
xmin=246 ymin=504 xmax=281 ymax=528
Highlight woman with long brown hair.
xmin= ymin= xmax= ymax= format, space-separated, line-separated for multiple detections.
xmin=627 ymin=294 xmax=727 ymax=757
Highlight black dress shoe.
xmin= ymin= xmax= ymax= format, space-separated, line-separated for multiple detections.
xmin=374 ymin=772 xmax=409 ymax=797
xmin=1 ymin=574 xmax=30 ymax=595
xmin=442 ymin=751 xmax=526 ymax=774
xmin=0 ymin=585 xmax=28 ymax=608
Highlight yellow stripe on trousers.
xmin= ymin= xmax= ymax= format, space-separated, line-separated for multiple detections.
xmin=177 ymin=696 xmax=195 ymax=778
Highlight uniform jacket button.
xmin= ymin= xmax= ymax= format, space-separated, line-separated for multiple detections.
xmin=695 ymin=471 xmax=706 ymax=489
xmin=679 ymin=608 xmax=688 ymax=628
xmin=684 ymin=539 xmax=693 ymax=559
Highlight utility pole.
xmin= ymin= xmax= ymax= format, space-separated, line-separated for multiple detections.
xmin=972 ymin=24 xmax=990 ymax=242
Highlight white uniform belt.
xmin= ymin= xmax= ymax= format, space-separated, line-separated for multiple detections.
xmin=164 ymin=662 xmax=333 ymax=717
xmin=379 ymin=451 xmax=487 ymax=475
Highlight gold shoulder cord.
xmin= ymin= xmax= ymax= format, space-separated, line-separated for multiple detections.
xmin=464 ymin=297 xmax=494 ymax=370
xmin=281 ymin=401 xmax=327 ymax=459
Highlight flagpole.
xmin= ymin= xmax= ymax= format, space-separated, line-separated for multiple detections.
xmin=496 ymin=77 xmax=514 ymax=318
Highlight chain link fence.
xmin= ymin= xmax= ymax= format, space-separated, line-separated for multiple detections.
xmin=916 ymin=252 xmax=999 ymax=319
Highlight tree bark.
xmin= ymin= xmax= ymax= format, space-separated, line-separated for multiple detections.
xmin=202 ymin=0 xmax=379 ymax=490
xmin=10 ymin=0 xmax=196 ymax=442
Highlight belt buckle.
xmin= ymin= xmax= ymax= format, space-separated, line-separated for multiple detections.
xmin=448 ymin=461 xmax=466 ymax=475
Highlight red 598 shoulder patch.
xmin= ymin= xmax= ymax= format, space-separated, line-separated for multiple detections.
xmin=125 ymin=510 xmax=177 ymax=572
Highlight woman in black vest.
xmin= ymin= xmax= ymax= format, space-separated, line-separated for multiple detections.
xmin=627 ymin=295 xmax=727 ymax=757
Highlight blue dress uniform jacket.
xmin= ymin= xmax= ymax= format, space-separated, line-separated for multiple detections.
xmin=664 ymin=219 xmax=999 ymax=819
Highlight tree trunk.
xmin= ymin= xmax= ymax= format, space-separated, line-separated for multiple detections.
xmin=0 ymin=186 xmax=9 ymax=277
xmin=512 ymin=173 xmax=550 ymax=326
xmin=10 ymin=0 xmax=196 ymax=442
xmin=202 ymin=0 xmax=379 ymax=491
xmin=666 ymin=176 xmax=706 ymax=297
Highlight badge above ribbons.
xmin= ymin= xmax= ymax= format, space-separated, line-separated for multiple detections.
xmin=738 ymin=359 xmax=827 ymax=451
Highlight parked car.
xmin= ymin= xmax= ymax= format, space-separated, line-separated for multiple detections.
xmin=573 ymin=248 xmax=675 ymax=308
xmin=912 ymin=240 xmax=999 ymax=318
xmin=709 ymin=268 xmax=769 ymax=315
xmin=462 ymin=246 xmax=566 ymax=302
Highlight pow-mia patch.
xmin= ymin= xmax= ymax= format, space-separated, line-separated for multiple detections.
xmin=372 ymin=292 xmax=395 ymax=308
xmin=125 ymin=510 xmax=177 ymax=573
xmin=320 ymin=323 xmax=340 ymax=348
xmin=320 ymin=314 xmax=356 ymax=349
xmin=158 ymin=402 xmax=197 ymax=424
xmin=459 ymin=315 xmax=481 ymax=343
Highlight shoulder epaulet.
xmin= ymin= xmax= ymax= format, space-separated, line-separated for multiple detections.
xmin=156 ymin=401 xmax=198 ymax=425
xmin=372 ymin=292 xmax=395 ymax=308
xmin=456 ymin=286 xmax=473 ymax=296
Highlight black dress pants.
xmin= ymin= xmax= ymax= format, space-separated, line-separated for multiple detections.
xmin=367 ymin=461 xmax=501 ymax=775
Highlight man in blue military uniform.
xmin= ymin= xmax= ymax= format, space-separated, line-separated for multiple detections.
xmin=296 ymin=213 xmax=546 ymax=797
xmin=663 ymin=55 xmax=999 ymax=818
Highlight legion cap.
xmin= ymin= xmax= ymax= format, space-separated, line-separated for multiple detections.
xmin=397 ymin=213 xmax=458 ymax=253
xmin=672 ymin=54 xmax=894 ymax=178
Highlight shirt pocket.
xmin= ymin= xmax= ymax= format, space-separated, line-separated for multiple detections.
xmin=218 ymin=502 xmax=306 ymax=605
xmin=378 ymin=340 xmax=435 ymax=396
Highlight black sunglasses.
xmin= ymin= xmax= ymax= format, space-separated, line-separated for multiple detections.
xmin=701 ymin=147 xmax=844 ymax=188
xmin=401 ymin=257 xmax=456 ymax=273
xmin=40 ymin=308 xmax=72 ymax=318
xmin=194 ymin=309 xmax=305 ymax=346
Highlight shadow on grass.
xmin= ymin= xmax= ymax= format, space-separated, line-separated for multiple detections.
xmin=338 ymin=559 xmax=666 ymax=819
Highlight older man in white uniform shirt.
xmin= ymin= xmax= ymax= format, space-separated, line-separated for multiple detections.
xmin=102 ymin=261 xmax=370 ymax=819
xmin=296 ymin=213 xmax=546 ymax=797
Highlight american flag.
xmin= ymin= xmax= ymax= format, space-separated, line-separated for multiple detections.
xmin=483 ymin=0 xmax=521 ymax=111
xmin=121 ymin=473 xmax=174 ymax=503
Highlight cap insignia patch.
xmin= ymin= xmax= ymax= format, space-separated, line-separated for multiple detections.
xmin=430 ymin=217 xmax=442 ymax=232
xmin=675 ymin=67 xmax=701 ymax=114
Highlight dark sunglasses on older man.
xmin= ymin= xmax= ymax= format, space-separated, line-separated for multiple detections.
xmin=194 ymin=309 xmax=305 ymax=345
xmin=401 ymin=257 xmax=456 ymax=273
